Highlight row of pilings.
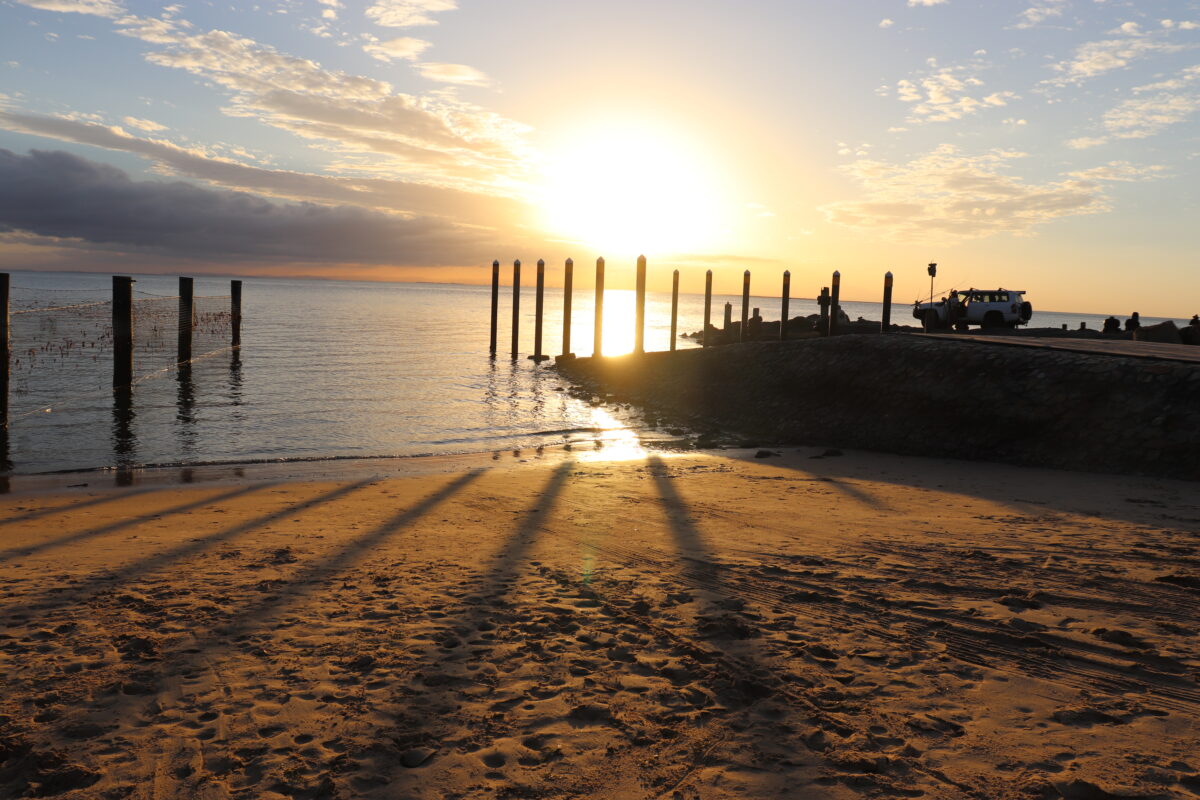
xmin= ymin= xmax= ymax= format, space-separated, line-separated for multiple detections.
xmin=487 ymin=257 xmax=895 ymax=360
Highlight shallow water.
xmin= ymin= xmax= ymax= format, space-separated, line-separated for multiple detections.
xmin=0 ymin=270 xmax=1178 ymax=475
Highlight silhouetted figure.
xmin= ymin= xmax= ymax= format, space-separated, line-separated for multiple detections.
xmin=1102 ymin=316 xmax=1121 ymax=334
xmin=1191 ymin=314 xmax=1200 ymax=327
xmin=1125 ymin=312 xmax=1141 ymax=332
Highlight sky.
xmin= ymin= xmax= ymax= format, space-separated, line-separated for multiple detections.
xmin=0 ymin=0 xmax=1198 ymax=315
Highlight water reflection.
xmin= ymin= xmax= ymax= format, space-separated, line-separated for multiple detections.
xmin=228 ymin=348 xmax=244 ymax=414
xmin=176 ymin=362 xmax=197 ymax=461
xmin=111 ymin=383 xmax=136 ymax=486
xmin=576 ymin=406 xmax=647 ymax=462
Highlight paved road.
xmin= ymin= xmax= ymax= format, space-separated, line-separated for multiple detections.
xmin=910 ymin=333 xmax=1200 ymax=364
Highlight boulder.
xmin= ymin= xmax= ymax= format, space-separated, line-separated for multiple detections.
xmin=1180 ymin=325 xmax=1200 ymax=346
xmin=1133 ymin=320 xmax=1182 ymax=344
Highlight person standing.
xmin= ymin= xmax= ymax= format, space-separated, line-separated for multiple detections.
xmin=1125 ymin=312 xmax=1141 ymax=332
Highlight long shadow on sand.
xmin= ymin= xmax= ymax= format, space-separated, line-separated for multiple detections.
xmin=724 ymin=447 xmax=1200 ymax=527
xmin=0 ymin=487 xmax=155 ymax=527
xmin=0 ymin=483 xmax=262 ymax=563
xmin=3 ymin=479 xmax=375 ymax=618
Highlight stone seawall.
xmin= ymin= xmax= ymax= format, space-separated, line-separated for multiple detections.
xmin=556 ymin=334 xmax=1200 ymax=480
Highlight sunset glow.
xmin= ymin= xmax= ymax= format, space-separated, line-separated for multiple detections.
xmin=539 ymin=123 xmax=727 ymax=255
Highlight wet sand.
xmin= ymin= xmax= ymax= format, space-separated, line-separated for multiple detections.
xmin=1 ymin=448 xmax=1198 ymax=799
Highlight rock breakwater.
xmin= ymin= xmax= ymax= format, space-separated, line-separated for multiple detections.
xmin=557 ymin=334 xmax=1200 ymax=480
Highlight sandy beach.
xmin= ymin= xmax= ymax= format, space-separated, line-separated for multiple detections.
xmin=1 ymin=447 xmax=1198 ymax=799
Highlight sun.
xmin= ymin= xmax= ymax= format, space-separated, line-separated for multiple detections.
xmin=538 ymin=121 xmax=726 ymax=255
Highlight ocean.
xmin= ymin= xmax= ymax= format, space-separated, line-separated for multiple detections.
xmin=0 ymin=270 xmax=1181 ymax=476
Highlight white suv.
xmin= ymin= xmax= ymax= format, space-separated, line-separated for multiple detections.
xmin=913 ymin=289 xmax=1033 ymax=331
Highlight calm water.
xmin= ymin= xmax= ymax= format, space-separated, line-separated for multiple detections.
xmin=0 ymin=271 xmax=1182 ymax=475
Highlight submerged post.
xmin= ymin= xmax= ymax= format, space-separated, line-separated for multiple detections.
xmin=828 ymin=271 xmax=841 ymax=337
xmin=511 ymin=259 xmax=521 ymax=359
xmin=530 ymin=259 xmax=548 ymax=362
xmin=231 ymin=279 xmax=242 ymax=348
xmin=561 ymin=258 xmax=574 ymax=357
xmin=593 ymin=257 xmax=605 ymax=357
xmin=780 ymin=270 xmax=791 ymax=341
xmin=178 ymin=276 xmax=194 ymax=364
xmin=740 ymin=270 xmax=750 ymax=342
xmin=703 ymin=270 xmax=713 ymax=348
xmin=670 ymin=269 xmax=680 ymax=351
xmin=634 ymin=254 xmax=647 ymax=354
xmin=489 ymin=260 xmax=499 ymax=356
xmin=881 ymin=271 xmax=893 ymax=334
xmin=113 ymin=275 xmax=134 ymax=387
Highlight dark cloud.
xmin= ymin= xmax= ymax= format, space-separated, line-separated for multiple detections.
xmin=0 ymin=148 xmax=493 ymax=265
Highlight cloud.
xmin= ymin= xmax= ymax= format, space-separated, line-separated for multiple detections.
xmin=415 ymin=62 xmax=491 ymax=86
xmin=0 ymin=148 xmax=493 ymax=265
xmin=1066 ymin=136 xmax=1108 ymax=149
xmin=879 ymin=18 xmax=894 ymax=28
xmin=1067 ymin=162 xmax=1166 ymax=182
xmin=894 ymin=60 xmax=1018 ymax=123
xmin=365 ymin=0 xmax=456 ymax=28
xmin=1014 ymin=0 xmax=1068 ymax=29
xmin=0 ymin=110 xmax=532 ymax=229
xmin=907 ymin=0 xmax=947 ymax=6
xmin=362 ymin=36 xmax=431 ymax=62
xmin=121 ymin=116 xmax=166 ymax=132
xmin=13 ymin=0 xmax=122 ymax=17
xmin=1103 ymin=92 xmax=1200 ymax=138
xmin=819 ymin=144 xmax=1158 ymax=240
xmin=1045 ymin=38 xmax=1188 ymax=85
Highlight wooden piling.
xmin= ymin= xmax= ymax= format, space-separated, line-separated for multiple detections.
xmin=178 ymin=276 xmax=194 ymax=364
xmin=780 ymin=270 xmax=791 ymax=341
xmin=112 ymin=275 xmax=134 ymax=388
xmin=723 ymin=302 xmax=732 ymax=333
xmin=593 ymin=257 xmax=605 ymax=357
xmin=828 ymin=271 xmax=841 ymax=337
xmin=703 ymin=270 xmax=713 ymax=348
xmin=740 ymin=270 xmax=750 ymax=342
xmin=511 ymin=259 xmax=521 ymax=359
xmin=670 ymin=269 xmax=679 ymax=351
xmin=489 ymin=260 xmax=499 ymax=356
xmin=818 ymin=287 xmax=830 ymax=331
xmin=231 ymin=279 xmax=242 ymax=348
xmin=561 ymin=258 xmax=574 ymax=357
xmin=0 ymin=273 xmax=8 ymax=430
xmin=881 ymin=271 xmax=893 ymax=334
xmin=634 ymin=254 xmax=647 ymax=354
xmin=530 ymin=259 xmax=548 ymax=362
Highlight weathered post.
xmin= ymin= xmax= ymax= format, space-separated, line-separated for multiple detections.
xmin=828 ymin=271 xmax=841 ymax=337
xmin=231 ymin=279 xmax=242 ymax=348
xmin=511 ymin=259 xmax=521 ymax=359
xmin=489 ymin=260 xmax=499 ymax=356
xmin=780 ymin=270 xmax=791 ymax=341
xmin=703 ymin=270 xmax=713 ymax=348
xmin=670 ymin=269 xmax=679 ymax=351
xmin=881 ymin=271 xmax=893 ymax=334
xmin=723 ymin=302 xmax=732 ymax=334
xmin=178 ymin=276 xmax=194 ymax=364
xmin=634 ymin=254 xmax=647 ymax=354
xmin=561 ymin=258 xmax=574 ymax=357
xmin=818 ymin=287 xmax=830 ymax=332
xmin=112 ymin=275 xmax=134 ymax=387
xmin=530 ymin=259 xmax=548 ymax=362
xmin=740 ymin=270 xmax=750 ymax=342
xmin=0 ymin=273 xmax=8 ymax=434
xmin=593 ymin=257 xmax=605 ymax=357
